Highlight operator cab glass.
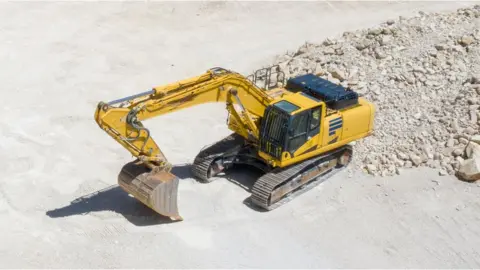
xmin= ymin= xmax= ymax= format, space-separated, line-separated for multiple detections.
xmin=272 ymin=100 xmax=299 ymax=113
xmin=259 ymin=100 xmax=322 ymax=159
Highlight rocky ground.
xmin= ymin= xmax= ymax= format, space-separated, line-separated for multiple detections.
xmin=272 ymin=5 xmax=480 ymax=180
xmin=2 ymin=2 xmax=480 ymax=268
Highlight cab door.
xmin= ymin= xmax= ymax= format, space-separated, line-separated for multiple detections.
xmin=287 ymin=106 xmax=322 ymax=156
xmin=307 ymin=106 xmax=321 ymax=141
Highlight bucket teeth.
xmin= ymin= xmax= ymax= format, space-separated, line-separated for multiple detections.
xmin=118 ymin=161 xmax=183 ymax=221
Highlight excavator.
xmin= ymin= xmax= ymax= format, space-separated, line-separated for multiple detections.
xmin=94 ymin=65 xmax=375 ymax=221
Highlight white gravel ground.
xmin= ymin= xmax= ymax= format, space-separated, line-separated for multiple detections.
xmin=1 ymin=1 xmax=479 ymax=268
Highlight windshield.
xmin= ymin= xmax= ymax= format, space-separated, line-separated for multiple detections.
xmin=273 ymin=100 xmax=299 ymax=113
xmin=259 ymin=106 xmax=289 ymax=158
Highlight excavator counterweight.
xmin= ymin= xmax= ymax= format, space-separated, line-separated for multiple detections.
xmin=94 ymin=66 xmax=375 ymax=221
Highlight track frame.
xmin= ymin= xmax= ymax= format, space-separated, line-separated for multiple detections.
xmin=190 ymin=133 xmax=353 ymax=211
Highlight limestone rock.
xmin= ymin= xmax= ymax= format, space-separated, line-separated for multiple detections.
xmin=328 ymin=67 xmax=346 ymax=81
xmin=446 ymin=138 xmax=455 ymax=147
xmin=366 ymin=164 xmax=377 ymax=175
xmin=380 ymin=36 xmax=392 ymax=46
xmin=466 ymin=142 xmax=480 ymax=159
xmin=410 ymin=154 xmax=422 ymax=166
xmin=435 ymin=44 xmax=448 ymax=51
xmin=269 ymin=6 xmax=480 ymax=178
xmin=471 ymin=135 xmax=480 ymax=144
xmin=459 ymin=35 xmax=475 ymax=46
xmin=456 ymin=158 xmax=480 ymax=181
xmin=452 ymin=148 xmax=464 ymax=157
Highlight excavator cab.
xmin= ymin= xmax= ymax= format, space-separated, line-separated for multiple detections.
xmin=258 ymin=94 xmax=325 ymax=166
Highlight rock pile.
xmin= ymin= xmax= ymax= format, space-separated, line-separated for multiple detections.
xmin=270 ymin=5 xmax=480 ymax=179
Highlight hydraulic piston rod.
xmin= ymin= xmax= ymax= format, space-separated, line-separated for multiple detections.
xmin=108 ymin=89 xmax=156 ymax=106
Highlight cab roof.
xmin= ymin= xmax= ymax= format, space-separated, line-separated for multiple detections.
xmin=272 ymin=92 xmax=323 ymax=114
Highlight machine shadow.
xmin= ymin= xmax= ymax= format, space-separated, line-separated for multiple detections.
xmin=45 ymin=163 xmax=194 ymax=226
xmin=173 ymin=163 xmax=269 ymax=212
xmin=225 ymin=165 xmax=270 ymax=212
xmin=45 ymin=185 xmax=179 ymax=227
xmin=173 ymin=163 xmax=261 ymax=191
xmin=46 ymin=163 xmax=268 ymax=225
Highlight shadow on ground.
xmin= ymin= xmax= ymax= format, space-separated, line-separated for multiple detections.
xmin=173 ymin=163 xmax=268 ymax=212
xmin=174 ymin=163 xmax=262 ymax=190
xmin=45 ymin=163 xmax=196 ymax=226
xmin=45 ymin=184 xmax=180 ymax=226
xmin=46 ymin=163 xmax=267 ymax=224
xmin=176 ymin=163 xmax=269 ymax=211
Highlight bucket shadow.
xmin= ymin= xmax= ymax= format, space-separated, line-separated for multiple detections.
xmin=45 ymin=184 xmax=179 ymax=226
xmin=46 ymin=163 xmax=196 ymax=226
xmin=45 ymin=163 xmax=268 ymax=225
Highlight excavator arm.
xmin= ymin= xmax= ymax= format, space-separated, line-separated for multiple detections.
xmin=95 ymin=67 xmax=272 ymax=168
xmin=93 ymin=67 xmax=273 ymax=220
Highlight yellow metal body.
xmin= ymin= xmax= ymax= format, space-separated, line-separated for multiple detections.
xmin=95 ymin=68 xmax=271 ymax=170
xmin=94 ymin=67 xmax=374 ymax=171
xmin=93 ymin=67 xmax=374 ymax=220
xmin=256 ymin=92 xmax=374 ymax=167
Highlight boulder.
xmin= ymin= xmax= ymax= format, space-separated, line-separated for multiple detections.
xmin=457 ymin=158 xmax=480 ymax=181
xmin=466 ymin=142 xmax=480 ymax=159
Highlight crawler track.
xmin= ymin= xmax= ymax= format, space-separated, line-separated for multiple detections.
xmin=250 ymin=145 xmax=352 ymax=210
xmin=191 ymin=133 xmax=353 ymax=211
xmin=191 ymin=133 xmax=246 ymax=182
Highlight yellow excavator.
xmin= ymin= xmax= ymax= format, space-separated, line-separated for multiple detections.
xmin=94 ymin=66 xmax=375 ymax=221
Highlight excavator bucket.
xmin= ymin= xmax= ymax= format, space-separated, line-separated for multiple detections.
xmin=117 ymin=160 xmax=183 ymax=221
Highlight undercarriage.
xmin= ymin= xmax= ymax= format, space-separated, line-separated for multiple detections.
xmin=191 ymin=133 xmax=353 ymax=210
xmin=116 ymin=133 xmax=352 ymax=220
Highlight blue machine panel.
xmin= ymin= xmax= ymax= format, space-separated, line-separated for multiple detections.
xmin=285 ymin=74 xmax=359 ymax=110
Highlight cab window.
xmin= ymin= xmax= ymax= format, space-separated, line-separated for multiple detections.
xmin=310 ymin=109 xmax=320 ymax=130
xmin=290 ymin=112 xmax=308 ymax=137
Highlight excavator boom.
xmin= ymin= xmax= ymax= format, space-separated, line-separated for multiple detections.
xmin=94 ymin=67 xmax=276 ymax=220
